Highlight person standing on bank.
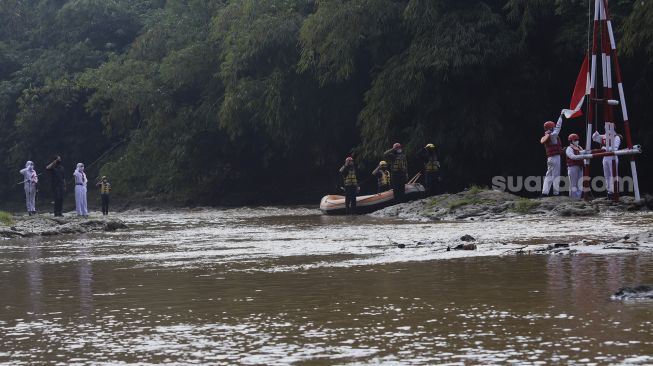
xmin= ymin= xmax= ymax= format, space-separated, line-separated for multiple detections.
xmin=339 ymin=157 xmax=359 ymax=215
xmin=371 ymin=161 xmax=391 ymax=193
xmin=46 ymin=156 xmax=66 ymax=217
xmin=19 ymin=161 xmax=38 ymax=215
xmin=419 ymin=143 xmax=440 ymax=195
xmin=96 ymin=176 xmax=111 ymax=215
xmin=592 ymin=131 xmax=622 ymax=199
xmin=73 ymin=163 xmax=89 ymax=217
xmin=565 ymin=133 xmax=584 ymax=200
xmin=384 ymin=143 xmax=408 ymax=203
xmin=540 ymin=113 xmax=565 ymax=197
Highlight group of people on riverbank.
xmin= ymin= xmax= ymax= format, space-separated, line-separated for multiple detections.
xmin=339 ymin=143 xmax=440 ymax=214
xmin=18 ymin=155 xmax=112 ymax=217
xmin=541 ymin=112 xmax=622 ymax=200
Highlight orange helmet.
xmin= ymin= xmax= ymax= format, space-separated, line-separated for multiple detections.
xmin=543 ymin=121 xmax=555 ymax=130
xmin=568 ymin=133 xmax=580 ymax=142
xmin=393 ymin=143 xmax=402 ymax=149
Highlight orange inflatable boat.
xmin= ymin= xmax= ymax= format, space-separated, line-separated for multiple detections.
xmin=319 ymin=183 xmax=425 ymax=215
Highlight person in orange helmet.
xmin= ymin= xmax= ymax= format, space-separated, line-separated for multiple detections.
xmin=565 ymin=133 xmax=584 ymax=200
xmin=540 ymin=113 xmax=565 ymax=196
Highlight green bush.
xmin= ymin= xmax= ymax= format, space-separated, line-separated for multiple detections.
xmin=447 ymin=196 xmax=486 ymax=210
xmin=425 ymin=197 xmax=438 ymax=208
xmin=0 ymin=211 xmax=13 ymax=226
xmin=467 ymin=185 xmax=485 ymax=195
xmin=513 ymin=198 xmax=540 ymax=213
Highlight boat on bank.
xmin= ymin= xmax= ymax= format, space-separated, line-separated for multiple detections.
xmin=319 ymin=183 xmax=425 ymax=215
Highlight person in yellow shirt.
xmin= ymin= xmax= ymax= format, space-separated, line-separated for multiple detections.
xmin=384 ymin=143 xmax=408 ymax=203
xmin=372 ymin=161 xmax=391 ymax=193
xmin=419 ymin=144 xmax=441 ymax=195
xmin=96 ymin=176 xmax=112 ymax=215
xmin=338 ymin=157 xmax=359 ymax=215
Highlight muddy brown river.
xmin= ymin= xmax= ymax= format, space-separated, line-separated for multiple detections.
xmin=1 ymin=208 xmax=652 ymax=365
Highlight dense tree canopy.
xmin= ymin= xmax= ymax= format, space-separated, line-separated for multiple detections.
xmin=1 ymin=0 xmax=651 ymax=206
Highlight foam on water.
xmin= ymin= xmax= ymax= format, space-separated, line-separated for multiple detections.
xmin=5 ymin=209 xmax=653 ymax=272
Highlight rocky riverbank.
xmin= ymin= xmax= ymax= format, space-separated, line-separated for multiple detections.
xmin=372 ymin=187 xmax=652 ymax=221
xmin=372 ymin=188 xmax=653 ymax=256
xmin=0 ymin=214 xmax=128 ymax=238
xmin=386 ymin=228 xmax=653 ymax=258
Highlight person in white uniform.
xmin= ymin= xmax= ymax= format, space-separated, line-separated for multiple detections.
xmin=540 ymin=113 xmax=564 ymax=196
xmin=19 ymin=161 xmax=38 ymax=215
xmin=592 ymin=131 xmax=621 ymax=199
xmin=565 ymin=134 xmax=584 ymax=200
xmin=73 ymin=163 xmax=89 ymax=217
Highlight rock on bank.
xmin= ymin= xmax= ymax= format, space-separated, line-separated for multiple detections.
xmin=371 ymin=188 xmax=651 ymax=221
xmin=0 ymin=215 xmax=128 ymax=238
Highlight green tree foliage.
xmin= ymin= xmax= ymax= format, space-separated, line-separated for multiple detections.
xmin=298 ymin=0 xmax=403 ymax=85
xmin=55 ymin=0 xmax=142 ymax=51
xmin=0 ymin=0 xmax=162 ymax=198
xmin=0 ymin=0 xmax=651 ymax=206
xmin=359 ymin=1 xmax=518 ymax=167
xmin=622 ymin=0 xmax=653 ymax=61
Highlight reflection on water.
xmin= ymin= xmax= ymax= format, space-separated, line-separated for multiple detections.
xmin=26 ymin=239 xmax=42 ymax=317
xmin=0 ymin=209 xmax=652 ymax=365
xmin=79 ymin=243 xmax=93 ymax=319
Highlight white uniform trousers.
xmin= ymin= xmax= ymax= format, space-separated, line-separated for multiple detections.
xmin=567 ymin=165 xmax=583 ymax=200
xmin=75 ymin=185 xmax=88 ymax=216
xmin=602 ymin=157 xmax=619 ymax=194
xmin=543 ymin=155 xmax=561 ymax=195
xmin=24 ymin=183 xmax=37 ymax=212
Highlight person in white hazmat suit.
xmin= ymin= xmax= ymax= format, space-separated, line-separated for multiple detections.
xmin=540 ymin=113 xmax=565 ymax=196
xmin=592 ymin=131 xmax=621 ymax=199
xmin=73 ymin=163 xmax=89 ymax=217
xmin=19 ymin=161 xmax=38 ymax=215
xmin=565 ymin=134 xmax=584 ymax=200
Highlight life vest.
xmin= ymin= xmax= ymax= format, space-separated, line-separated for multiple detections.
xmin=100 ymin=182 xmax=111 ymax=194
xmin=566 ymin=145 xmax=583 ymax=167
xmin=391 ymin=153 xmax=407 ymax=173
xmin=377 ymin=169 xmax=390 ymax=187
xmin=343 ymin=167 xmax=357 ymax=187
xmin=424 ymin=156 xmax=439 ymax=172
xmin=543 ymin=134 xmax=562 ymax=157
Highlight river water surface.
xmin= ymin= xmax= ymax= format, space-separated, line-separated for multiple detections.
xmin=1 ymin=208 xmax=653 ymax=365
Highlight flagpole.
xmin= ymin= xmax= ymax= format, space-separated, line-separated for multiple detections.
xmin=583 ymin=0 xmax=601 ymax=200
xmin=598 ymin=0 xmax=620 ymax=202
xmin=601 ymin=0 xmax=641 ymax=202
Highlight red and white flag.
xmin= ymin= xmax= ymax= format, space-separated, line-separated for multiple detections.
xmin=562 ymin=55 xmax=590 ymax=119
